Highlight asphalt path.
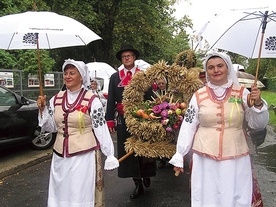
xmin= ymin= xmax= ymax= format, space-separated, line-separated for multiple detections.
xmin=0 ymin=126 xmax=275 ymax=207
xmin=0 ymin=149 xmax=191 ymax=207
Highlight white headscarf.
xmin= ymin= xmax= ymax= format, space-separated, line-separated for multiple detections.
xmin=203 ymin=51 xmax=240 ymax=86
xmin=62 ymin=59 xmax=90 ymax=89
xmin=90 ymin=78 xmax=102 ymax=91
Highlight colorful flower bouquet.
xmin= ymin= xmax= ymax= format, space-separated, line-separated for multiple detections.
xmin=132 ymin=92 xmax=187 ymax=133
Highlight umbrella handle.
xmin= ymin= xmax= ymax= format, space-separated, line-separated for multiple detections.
xmin=118 ymin=150 xmax=134 ymax=163
xmin=175 ymin=170 xmax=180 ymax=176
xmin=247 ymin=93 xmax=255 ymax=107
xmin=247 ymin=12 xmax=268 ymax=108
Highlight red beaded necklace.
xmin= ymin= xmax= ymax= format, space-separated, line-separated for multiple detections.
xmin=64 ymin=88 xmax=85 ymax=110
xmin=209 ymin=87 xmax=230 ymax=101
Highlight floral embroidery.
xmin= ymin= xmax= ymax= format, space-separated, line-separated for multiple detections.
xmin=92 ymin=107 xmax=105 ymax=128
xmin=184 ymin=106 xmax=195 ymax=123
xmin=48 ymin=105 xmax=53 ymax=116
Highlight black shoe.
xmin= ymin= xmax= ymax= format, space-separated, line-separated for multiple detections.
xmin=130 ymin=179 xmax=144 ymax=199
xmin=158 ymin=160 xmax=166 ymax=169
xmin=143 ymin=177 xmax=151 ymax=188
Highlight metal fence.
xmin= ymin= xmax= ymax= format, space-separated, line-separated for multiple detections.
xmin=0 ymin=69 xmax=64 ymax=100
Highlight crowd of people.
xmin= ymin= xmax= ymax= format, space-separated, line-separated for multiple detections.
xmin=37 ymin=45 xmax=269 ymax=207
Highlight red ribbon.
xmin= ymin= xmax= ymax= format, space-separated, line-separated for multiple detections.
xmin=75 ymin=105 xmax=88 ymax=113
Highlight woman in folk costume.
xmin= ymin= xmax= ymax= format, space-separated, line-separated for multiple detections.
xmin=106 ymin=44 xmax=156 ymax=199
xmin=37 ymin=59 xmax=119 ymax=207
xmin=169 ymin=51 xmax=269 ymax=207
xmin=89 ymin=78 xmax=107 ymax=111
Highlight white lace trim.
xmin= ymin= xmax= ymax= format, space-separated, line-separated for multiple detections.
xmin=169 ymin=152 xmax=184 ymax=168
xmin=104 ymin=156 xmax=119 ymax=170
xmin=207 ymin=80 xmax=233 ymax=99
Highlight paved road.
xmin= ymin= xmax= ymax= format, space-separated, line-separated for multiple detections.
xmin=0 ymin=126 xmax=275 ymax=206
xmin=0 ymin=151 xmax=191 ymax=207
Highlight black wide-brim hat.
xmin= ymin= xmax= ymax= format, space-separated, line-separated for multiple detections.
xmin=116 ymin=44 xmax=140 ymax=60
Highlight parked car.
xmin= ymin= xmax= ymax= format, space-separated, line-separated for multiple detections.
xmin=0 ymin=85 xmax=56 ymax=150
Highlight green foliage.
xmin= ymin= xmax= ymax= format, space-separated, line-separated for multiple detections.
xmin=112 ymin=0 xmax=192 ymax=66
xmin=0 ymin=50 xmax=17 ymax=69
xmin=265 ymin=78 xmax=276 ymax=91
xmin=261 ymin=90 xmax=276 ymax=127
xmin=17 ymin=50 xmax=55 ymax=75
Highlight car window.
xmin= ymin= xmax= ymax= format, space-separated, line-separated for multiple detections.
xmin=0 ymin=87 xmax=17 ymax=106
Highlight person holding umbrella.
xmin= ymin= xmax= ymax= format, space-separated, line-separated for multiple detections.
xmin=169 ymin=51 xmax=269 ymax=207
xmin=106 ymin=44 xmax=156 ymax=199
xmin=37 ymin=59 xmax=119 ymax=207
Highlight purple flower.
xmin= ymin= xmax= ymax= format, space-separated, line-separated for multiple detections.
xmin=160 ymin=102 xmax=169 ymax=109
xmin=152 ymin=105 xmax=162 ymax=114
xmin=166 ymin=127 xmax=173 ymax=132
xmin=160 ymin=110 xmax=168 ymax=117
xmin=170 ymin=104 xmax=178 ymax=110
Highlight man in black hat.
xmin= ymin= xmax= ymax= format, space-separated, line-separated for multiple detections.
xmin=106 ymin=44 xmax=156 ymax=199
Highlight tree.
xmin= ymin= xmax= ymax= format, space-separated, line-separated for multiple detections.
xmin=46 ymin=0 xmax=192 ymax=67
xmin=0 ymin=50 xmax=17 ymax=69
xmin=247 ymin=58 xmax=276 ymax=80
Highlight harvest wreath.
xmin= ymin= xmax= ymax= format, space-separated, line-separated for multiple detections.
xmin=122 ymin=60 xmax=203 ymax=159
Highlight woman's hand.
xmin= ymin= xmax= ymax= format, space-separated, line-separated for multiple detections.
xmin=108 ymin=127 xmax=116 ymax=134
xmin=174 ymin=166 xmax=184 ymax=176
xmin=250 ymin=84 xmax=262 ymax=107
xmin=37 ymin=95 xmax=46 ymax=111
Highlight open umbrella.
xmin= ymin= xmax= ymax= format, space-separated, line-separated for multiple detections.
xmin=201 ymin=10 xmax=276 ymax=106
xmin=87 ymin=62 xmax=116 ymax=78
xmin=118 ymin=59 xmax=151 ymax=71
xmin=87 ymin=62 xmax=116 ymax=94
xmin=0 ymin=11 xmax=101 ymax=96
xmin=201 ymin=10 xmax=276 ymax=59
xmin=236 ymin=71 xmax=265 ymax=88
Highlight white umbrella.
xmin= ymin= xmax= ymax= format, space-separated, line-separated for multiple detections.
xmin=201 ymin=10 xmax=276 ymax=106
xmin=134 ymin=59 xmax=151 ymax=70
xmin=87 ymin=62 xmax=116 ymax=94
xmin=233 ymin=64 xmax=245 ymax=72
xmin=236 ymin=71 xmax=265 ymax=88
xmin=118 ymin=59 xmax=151 ymax=71
xmin=87 ymin=62 xmax=116 ymax=78
xmin=201 ymin=10 xmax=276 ymax=59
xmin=0 ymin=11 xmax=101 ymax=95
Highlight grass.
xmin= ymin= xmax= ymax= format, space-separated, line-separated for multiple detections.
xmin=261 ymin=90 xmax=276 ymax=128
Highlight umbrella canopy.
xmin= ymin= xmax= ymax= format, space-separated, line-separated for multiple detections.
xmin=201 ymin=10 xmax=276 ymax=59
xmin=118 ymin=59 xmax=151 ymax=71
xmin=0 ymin=11 xmax=101 ymax=96
xmin=87 ymin=62 xmax=116 ymax=78
xmin=87 ymin=62 xmax=116 ymax=94
xmin=236 ymin=71 xmax=265 ymax=88
xmin=233 ymin=64 xmax=245 ymax=72
xmin=0 ymin=11 xmax=101 ymax=49
xmin=134 ymin=59 xmax=151 ymax=70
